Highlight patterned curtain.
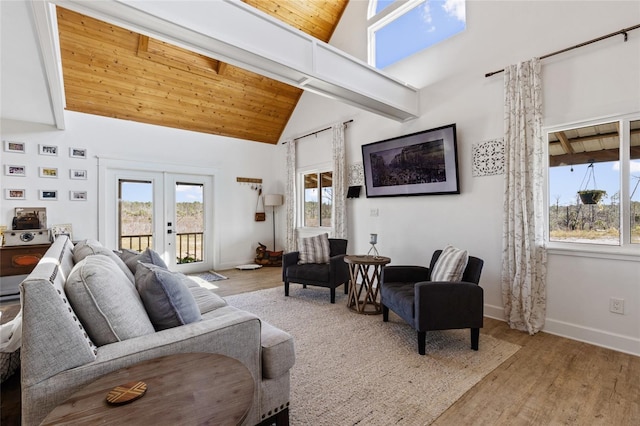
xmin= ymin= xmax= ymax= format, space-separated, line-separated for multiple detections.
xmin=285 ymin=139 xmax=297 ymax=252
xmin=332 ymin=123 xmax=347 ymax=239
xmin=501 ymin=58 xmax=547 ymax=335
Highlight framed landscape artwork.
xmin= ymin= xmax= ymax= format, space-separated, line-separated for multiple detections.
xmin=361 ymin=124 xmax=460 ymax=197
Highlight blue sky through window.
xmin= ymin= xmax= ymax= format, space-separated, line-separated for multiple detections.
xmin=121 ymin=181 xmax=202 ymax=203
xmin=373 ymin=0 xmax=466 ymax=69
xmin=550 ymin=161 xmax=640 ymax=206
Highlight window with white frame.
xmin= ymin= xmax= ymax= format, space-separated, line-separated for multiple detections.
xmin=547 ymin=115 xmax=640 ymax=247
xmin=367 ymin=0 xmax=466 ymax=69
xmin=302 ymin=171 xmax=333 ymax=228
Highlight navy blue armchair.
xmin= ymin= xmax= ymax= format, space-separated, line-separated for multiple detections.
xmin=282 ymin=238 xmax=349 ymax=303
xmin=381 ymin=250 xmax=484 ymax=355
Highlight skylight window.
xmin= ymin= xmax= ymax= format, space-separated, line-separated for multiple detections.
xmin=368 ymin=0 xmax=466 ymax=69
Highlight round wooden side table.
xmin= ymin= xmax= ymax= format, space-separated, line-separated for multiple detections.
xmin=41 ymin=352 xmax=254 ymax=426
xmin=344 ymin=255 xmax=391 ymax=314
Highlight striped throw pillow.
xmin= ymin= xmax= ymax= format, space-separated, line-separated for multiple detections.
xmin=430 ymin=245 xmax=469 ymax=282
xmin=298 ymin=233 xmax=331 ymax=264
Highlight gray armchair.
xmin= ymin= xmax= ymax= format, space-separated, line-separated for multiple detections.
xmin=282 ymin=238 xmax=349 ymax=303
xmin=381 ymin=250 xmax=484 ymax=355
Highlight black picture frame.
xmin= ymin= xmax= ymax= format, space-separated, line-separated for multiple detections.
xmin=361 ymin=123 xmax=459 ymax=198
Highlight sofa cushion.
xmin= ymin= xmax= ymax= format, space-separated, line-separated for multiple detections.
xmin=73 ymin=239 xmax=135 ymax=283
xmin=188 ymin=286 xmax=228 ymax=314
xmin=430 ymin=245 xmax=469 ymax=282
xmin=260 ymin=321 xmax=295 ymax=379
xmin=65 ymin=255 xmax=155 ymax=346
xmin=124 ymin=248 xmax=168 ymax=275
xmin=135 ymin=263 xmax=202 ymax=331
xmin=298 ymin=233 xmax=330 ymax=264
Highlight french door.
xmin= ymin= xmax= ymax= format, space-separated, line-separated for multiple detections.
xmin=100 ymin=163 xmax=214 ymax=273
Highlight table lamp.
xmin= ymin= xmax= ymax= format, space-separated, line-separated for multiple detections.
xmin=367 ymin=233 xmax=379 ymax=257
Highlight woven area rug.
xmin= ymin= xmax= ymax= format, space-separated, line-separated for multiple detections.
xmin=225 ymin=287 xmax=521 ymax=425
xmin=189 ymin=271 xmax=228 ymax=282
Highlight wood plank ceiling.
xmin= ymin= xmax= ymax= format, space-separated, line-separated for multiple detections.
xmin=56 ymin=1 xmax=349 ymax=144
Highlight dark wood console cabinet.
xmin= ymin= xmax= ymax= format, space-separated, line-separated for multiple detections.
xmin=1 ymin=244 xmax=51 ymax=277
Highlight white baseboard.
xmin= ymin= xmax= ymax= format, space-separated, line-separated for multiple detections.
xmin=483 ymin=304 xmax=640 ymax=357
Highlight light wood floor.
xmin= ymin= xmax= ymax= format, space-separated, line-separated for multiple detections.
xmin=2 ymin=267 xmax=639 ymax=425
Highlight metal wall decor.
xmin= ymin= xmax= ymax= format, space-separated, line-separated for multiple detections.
xmin=472 ymin=138 xmax=505 ymax=177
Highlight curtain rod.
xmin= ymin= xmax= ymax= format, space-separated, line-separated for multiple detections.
xmin=283 ymin=119 xmax=354 ymax=144
xmin=485 ymin=23 xmax=640 ymax=78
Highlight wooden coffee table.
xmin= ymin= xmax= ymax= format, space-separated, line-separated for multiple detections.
xmin=344 ymin=255 xmax=391 ymax=314
xmin=41 ymin=353 xmax=254 ymax=426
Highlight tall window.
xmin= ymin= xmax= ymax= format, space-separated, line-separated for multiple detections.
xmin=547 ymin=115 xmax=640 ymax=246
xmin=303 ymin=171 xmax=333 ymax=227
xmin=368 ymin=0 xmax=466 ymax=69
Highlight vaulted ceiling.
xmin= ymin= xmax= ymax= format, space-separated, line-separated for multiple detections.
xmin=56 ymin=1 xmax=349 ymax=144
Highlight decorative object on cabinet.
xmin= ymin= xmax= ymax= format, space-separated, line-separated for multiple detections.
xmin=4 ymin=165 xmax=26 ymax=177
xmin=362 ymin=124 xmax=459 ymax=197
xmin=51 ymin=224 xmax=73 ymax=240
xmin=4 ymin=141 xmax=25 ymax=153
xmin=38 ymin=144 xmax=58 ymax=156
xmin=13 ymin=207 xmax=46 ymax=230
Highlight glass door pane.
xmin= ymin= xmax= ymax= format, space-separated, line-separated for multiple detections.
xmin=118 ymin=180 xmax=153 ymax=251
xmin=174 ymin=182 xmax=205 ymax=264
xmin=631 ymin=119 xmax=640 ymax=244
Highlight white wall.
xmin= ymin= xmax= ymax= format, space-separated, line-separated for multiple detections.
xmin=1 ymin=112 xmax=282 ymax=269
xmin=281 ymin=1 xmax=640 ymax=355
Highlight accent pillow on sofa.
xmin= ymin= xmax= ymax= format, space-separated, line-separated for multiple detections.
xmin=430 ymin=245 xmax=469 ymax=282
xmin=135 ymin=263 xmax=202 ymax=331
xmin=73 ymin=239 xmax=136 ymax=283
xmin=124 ymin=248 xmax=168 ymax=275
xmin=298 ymin=233 xmax=331 ymax=264
xmin=65 ymin=255 xmax=155 ymax=346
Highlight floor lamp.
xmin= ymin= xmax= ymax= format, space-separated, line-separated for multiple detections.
xmin=264 ymin=194 xmax=284 ymax=251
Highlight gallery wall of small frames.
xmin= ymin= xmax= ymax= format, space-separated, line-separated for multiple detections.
xmin=3 ymin=140 xmax=89 ymax=201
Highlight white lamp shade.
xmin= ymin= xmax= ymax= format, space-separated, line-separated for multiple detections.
xmin=264 ymin=194 xmax=284 ymax=207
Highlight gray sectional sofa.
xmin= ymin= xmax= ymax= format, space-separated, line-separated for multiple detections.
xmin=20 ymin=236 xmax=294 ymax=425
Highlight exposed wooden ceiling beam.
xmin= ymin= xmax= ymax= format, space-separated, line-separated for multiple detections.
xmin=555 ymin=131 xmax=575 ymax=154
xmin=49 ymin=0 xmax=419 ymax=122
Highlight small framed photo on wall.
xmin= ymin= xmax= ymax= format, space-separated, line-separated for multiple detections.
xmin=69 ymin=147 xmax=87 ymax=159
xmin=39 ymin=144 xmax=58 ymax=156
xmin=70 ymin=190 xmax=87 ymax=201
xmin=70 ymin=169 xmax=88 ymax=180
xmin=4 ymin=140 xmax=26 ymax=153
xmin=5 ymin=165 xmax=26 ymax=177
xmin=39 ymin=167 xmax=58 ymax=178
xmin=5 ymin=189 xmax=26 ymax=200
xmin=39 ymin=190 xmax=58 ymax=201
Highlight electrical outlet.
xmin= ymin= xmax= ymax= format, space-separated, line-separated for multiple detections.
xmin=609 ymin=297 xmax=625 ymax=314
xmin=370 ymin=208 xmax=379 ymax=217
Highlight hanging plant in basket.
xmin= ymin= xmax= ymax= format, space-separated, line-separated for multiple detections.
xmin=578 ymin=189 xmax=606 ymax=205
xmin=577 ymin=162 xmax=606 ymax=205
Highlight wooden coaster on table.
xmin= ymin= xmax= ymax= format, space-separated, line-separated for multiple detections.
xmin=106 ymin=381 xmax=147 ymax=405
